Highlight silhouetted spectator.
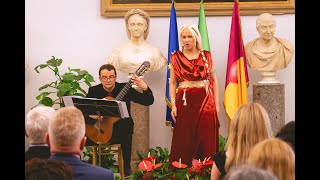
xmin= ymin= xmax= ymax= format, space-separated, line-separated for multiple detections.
xmin=275 ymin=121 xmax=295 ymax=152
xmin=25 ymin=158 xmax=73 ymax=180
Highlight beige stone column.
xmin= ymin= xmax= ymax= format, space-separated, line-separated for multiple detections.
xmin=253 ymin=84 xmax=285 ymax=135
xmin=130 ymin=101 xmax=149 ymax=171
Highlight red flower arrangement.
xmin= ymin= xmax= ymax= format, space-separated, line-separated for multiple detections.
xmin=130 ymin=155 xmax=213 ymax=180
xmin=171 ymin=158 xmax=213 ymax=180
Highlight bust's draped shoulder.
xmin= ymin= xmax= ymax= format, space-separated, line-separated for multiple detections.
xmin=276 ymin=37 xmax=294 ymax=56
xmin=107 ymin=43 xmax=127 ymax=70
xmin=244 ymin=37 xmax=294 ymax=71
xmin=146 ymin=42 xmax=167 ymax=72
xmin=107 ymin=42 xmax=167 ymax=74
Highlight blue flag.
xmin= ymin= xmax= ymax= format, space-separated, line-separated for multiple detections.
xmin=165 ymin=2 xmax=179 ymax=127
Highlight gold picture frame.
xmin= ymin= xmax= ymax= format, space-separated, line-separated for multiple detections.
xmin=101 ymin=0 xmax=295 ymax=17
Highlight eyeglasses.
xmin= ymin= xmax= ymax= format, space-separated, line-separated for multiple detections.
xmin=100 ymin=75 xmax=116 ymax=81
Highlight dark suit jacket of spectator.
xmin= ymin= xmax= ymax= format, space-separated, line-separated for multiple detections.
xmin=50 ymin=153 xmax=114 ymax=180
xmin=25 ymin=146 xmax=50 ymax=162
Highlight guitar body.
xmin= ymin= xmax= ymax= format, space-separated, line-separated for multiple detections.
xmin=85 ymin=96 xmax=120 ymax=144
xmin=85 ymin=61 xmax=150 ymax=144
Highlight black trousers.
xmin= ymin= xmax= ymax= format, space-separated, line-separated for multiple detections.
xmin=108 ymin=131 xmax=132 ymax=171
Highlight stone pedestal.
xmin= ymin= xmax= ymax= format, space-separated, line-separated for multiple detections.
xmin=130 ymin=101 xmax=149 ymax=171
xmin=253 ymin=84 xmax=285 ymax=135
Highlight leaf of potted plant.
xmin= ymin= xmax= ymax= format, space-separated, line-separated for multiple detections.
xmin=33 ymin=56 xmax=95 ymax=108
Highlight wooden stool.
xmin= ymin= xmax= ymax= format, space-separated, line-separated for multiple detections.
xmin=88 ymin=144 xmax=124 ymax=179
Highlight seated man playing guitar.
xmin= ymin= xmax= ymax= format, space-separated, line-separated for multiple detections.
xmin=85 ymin=64 xmax=154 ymax=176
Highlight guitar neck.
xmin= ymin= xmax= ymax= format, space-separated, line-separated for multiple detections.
xmin=114 ymin=61 xmax=150 ymax=101
xmin=115 ymin=81 xmax=132 ymax=101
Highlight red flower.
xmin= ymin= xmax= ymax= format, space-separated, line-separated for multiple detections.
xmin=153 ymin=162 xmax=163 ymax=170
xmin=138 ymin=160 xmax=163 ymax=172
xmin=139 ymin=160 xmax=153 ymax=172
xmin=202 ymin=159 xmax=213 ymax=169
xmin=191 ymin=159 xmax=203 ymax=171
xmin=143 ymin=156 xmax=156 ymax=162
xmin=172 ymin=158 xmax=187 ymax=169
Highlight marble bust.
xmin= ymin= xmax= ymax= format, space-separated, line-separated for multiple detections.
xmin=245 ymin=13 xmax=294 ymax=84
xmin=107 ymin=9 xmax=167 ymax=75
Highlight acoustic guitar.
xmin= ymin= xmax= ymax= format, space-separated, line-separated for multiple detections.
xmin=85 ymin=61 xmax=150 ymax=144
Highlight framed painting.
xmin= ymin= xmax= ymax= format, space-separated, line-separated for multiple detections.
xmin=101 ymin=0 xmax=295 ymax=17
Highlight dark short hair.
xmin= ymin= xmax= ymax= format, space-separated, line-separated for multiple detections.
xmin=99 ymin=64 xmax=117 ymax=76
xmin=25 ymin=158 xmax=73 ymax=180
xmin=276 ymin=121 xmax=295 ymax=152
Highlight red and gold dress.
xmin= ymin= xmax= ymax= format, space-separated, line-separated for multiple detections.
xmin=169 ymin=50 xmax=220 ymax=167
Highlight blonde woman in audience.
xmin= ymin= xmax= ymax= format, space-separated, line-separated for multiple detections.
xmin=211 ymin=102 xmax=273 ymax=180
xmin=247 ymin=138 xmax=295 ymax=180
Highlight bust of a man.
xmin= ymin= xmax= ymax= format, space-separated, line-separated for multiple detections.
xmin=245 ymin=13 xmax=294 ymax=72
xmin=107 ymin=9 xmax=167 ymax=74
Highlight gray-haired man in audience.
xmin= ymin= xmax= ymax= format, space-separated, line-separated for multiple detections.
xmin=25 ymin=106 xmax=55 ymax=162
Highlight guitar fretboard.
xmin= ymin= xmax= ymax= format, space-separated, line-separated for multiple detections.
xmin=114 ymin=61 xmax=150 ymax=101
xmin=115 ymin=81 xmax=132 ymax=101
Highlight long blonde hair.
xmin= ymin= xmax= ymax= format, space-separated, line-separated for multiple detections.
xmin=247 ymin=138 xmax=295 ymax=180
xmin=224 ymin=102 xmax=272 ymax=172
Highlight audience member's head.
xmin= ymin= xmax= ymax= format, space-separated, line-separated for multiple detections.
xmin=25 ymin=158 xmax=73 ymax=180
xmin=25 ymin=106 xmax=55 ymax=144
xmin=247 ymin=138 xmax=295 ymax=180
xmin=276 ymin=121 xmax=295 ymax=152
xmin=225 ymin=102 xmax=272 ymax=172
xmin=46 ymin=106 xmax=87 ymax=155
xmin=223 ymin=164 xmax=278 ymax=180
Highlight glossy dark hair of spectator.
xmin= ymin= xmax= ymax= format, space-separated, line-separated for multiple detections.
xmin=275 ymin=121 xmax=295 ymax=152
xmin=25 ymin=158 xmax=73 ymax=180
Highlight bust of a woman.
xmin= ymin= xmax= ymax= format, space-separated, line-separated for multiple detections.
xmin=107 ymin=9 xmax=167 ymax=74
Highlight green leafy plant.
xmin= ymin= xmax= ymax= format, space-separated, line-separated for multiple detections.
xmin=219 ymin=135 xmax=227 ymax=151
xmin=34 ymin=56 xmax=95 ymax=107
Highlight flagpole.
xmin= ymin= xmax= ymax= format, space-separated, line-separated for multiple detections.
xmin=165 ymin=0 xmax=179 ymax=128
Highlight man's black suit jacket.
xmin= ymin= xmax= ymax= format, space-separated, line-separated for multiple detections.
xmin=25 ymin=146 xmax=50 ymax=162
xmin=85 ymin=82 xmax=154 ymax=145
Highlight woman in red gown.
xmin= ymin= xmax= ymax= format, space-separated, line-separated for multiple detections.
xmin=169 ymin=24 xmax=220 ymax=167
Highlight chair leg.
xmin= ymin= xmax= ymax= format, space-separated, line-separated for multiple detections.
xmin=118 ymin=146 xmax=125 ymax=179
xmin=92 ymin=147 xmax=97 ymax=166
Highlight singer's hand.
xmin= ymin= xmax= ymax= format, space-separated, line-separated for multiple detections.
xmin=171 ymin=106 xmax=177 ymax=123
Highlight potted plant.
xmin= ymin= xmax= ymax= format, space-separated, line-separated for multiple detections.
xmin=34 ymin=56 xmax=95 ymax=108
